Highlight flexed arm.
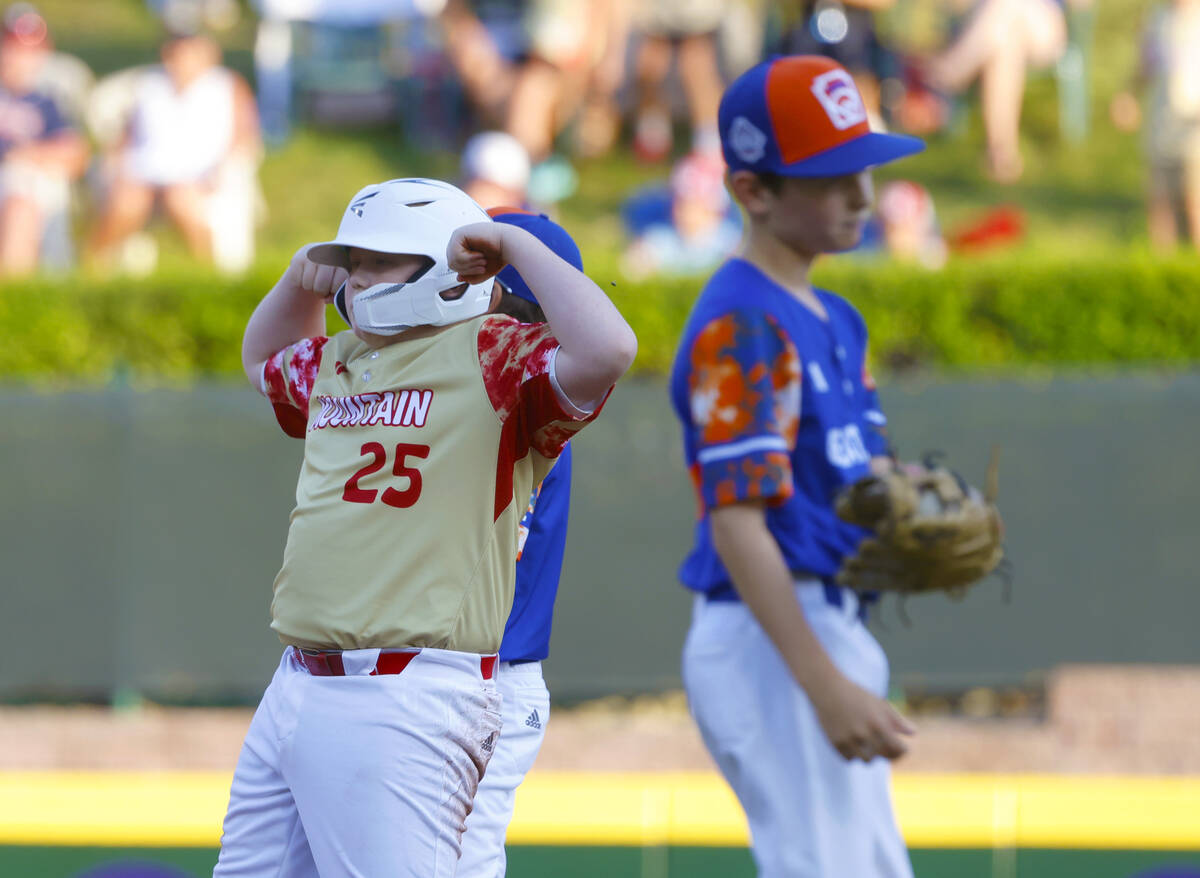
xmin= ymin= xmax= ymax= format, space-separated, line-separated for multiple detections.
xmin=242 ymin=245 xmax=347 ymax=387
xmin=448 ymin=222 xmax=637 ymax=408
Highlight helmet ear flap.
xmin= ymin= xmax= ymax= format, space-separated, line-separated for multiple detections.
xmin=334 ymin=281 xmax=350 ymax=326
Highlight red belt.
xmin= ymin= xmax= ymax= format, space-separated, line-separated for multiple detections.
xmin=295 ymin=648 xmax=496 ymax=680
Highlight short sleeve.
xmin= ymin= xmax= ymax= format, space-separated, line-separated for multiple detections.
xmin=687 ymin=311 xmax=801 ymax=509
xmin=477 ymin=316 xmax=606 ymax=461
xmin=261 ymin=336 xmax=329 ymax=438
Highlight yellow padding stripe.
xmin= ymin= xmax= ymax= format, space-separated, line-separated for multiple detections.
xmin=0 ymin=773 xmax=227 ymax=848
xmin=1 ymin=772 xmax=1198 ymax=849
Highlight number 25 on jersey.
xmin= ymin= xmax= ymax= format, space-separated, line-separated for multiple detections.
xmin=343 ymin=442 xmax=430 ymax=508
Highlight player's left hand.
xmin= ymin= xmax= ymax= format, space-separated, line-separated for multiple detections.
xmin=809 ymin=674 xmax=916 ymax=763
xmin=447 ymin=222 xmax=508 ymax=284
xmin=835 ymin=453 xmax=1004 ymax=597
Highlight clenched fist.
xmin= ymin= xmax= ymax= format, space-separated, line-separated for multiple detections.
xmin=285 ymin=245 xmax=349 ymax=303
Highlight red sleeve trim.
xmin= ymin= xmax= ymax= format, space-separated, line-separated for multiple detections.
xmin=272 ymin=403 xmax=308 ymax=439
xmin=263 ymin=350 xmax=290 ymax=403
xmin=478 ymin=317 xmax=551 ymax=418
xmin=492 ymin=371 xmax=583 ymax=521
xmin=264 ymin=336 xmax=329 ymax=439
xmin=481 ymin=317 xmax=606 ymax=521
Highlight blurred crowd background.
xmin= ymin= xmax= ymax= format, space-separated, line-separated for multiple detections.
xmin=1 ymin=0 xmax=1195 ymax=284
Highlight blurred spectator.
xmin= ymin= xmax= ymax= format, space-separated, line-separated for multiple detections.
xmin=19 ymin=9 xmax=93 ymax=271
xmin=252 ymin=12 xmax=292 ymax=144
xmin=764 ymin=0 xmax=899 ymax=128
xmin=438 ymin=0 xmax=523 ymax=129
xmin=620 ymin=150 xmax=741 ymax=279
xmin=460 ymin=129 xmax=531 ymax=208
xmin=923 ymin=0 xmax=1072 ymax=183
xmin=87 ymin=28 xmax=262 ymax=273
xmin=719 ymin=0 xmax=768 ymax=78
xmin=504 ymin=0 xmax=630 ymax=164
xmin=437 ymin=1 xmax=627 ymax=198
xmin=146 ymin=0 xmax=242 ymax=32
xmin=31 ymin=44 xmax=93 ymax=125
xmin=250 ymin=0 xmax=306 ymax=145
xmin=0 ymin=3 xmax=89 ymax=276
xmin=630 ymin=0 xmax=727 ymax=161
xmin=856 ymin=179 xmax=947 ymax=267
xmin=1111 ymin=0 xmax=1200 ymax=251
xmin=33 ymin=42 xmax=94 ymax=271
xmin=572 ymin=0 xmax=632 ymax=158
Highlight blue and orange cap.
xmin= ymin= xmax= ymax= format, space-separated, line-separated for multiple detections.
xmin=719 ymin=55 xmax=924 ymax=178
xmin=487 ymin=207 xmax=583 ymax=305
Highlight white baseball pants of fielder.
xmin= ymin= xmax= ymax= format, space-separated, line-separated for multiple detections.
xmin=682 ymin=579 xmax=914 ymax=878
xmin=213 ymin=646 xmax=502 ymax=878
xmin=457 ymin=660 xmax=551 ymax=878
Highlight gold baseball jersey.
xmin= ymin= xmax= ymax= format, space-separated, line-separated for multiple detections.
xmin=261 ymin=315 xmax=601 ymax=654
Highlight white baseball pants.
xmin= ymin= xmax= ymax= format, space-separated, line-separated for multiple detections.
xmin=457 ymin=660 xmax=550 ymax=878
xmin=682 ymin=580 xmax=914 ymax=878
xmin=213 ymin=646 xmax=501 ymax=878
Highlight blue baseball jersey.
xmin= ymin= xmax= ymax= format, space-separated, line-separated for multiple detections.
xmin=669 ymin=258 xmax=889 ymax=600
xmin=499 ymin=443 xmax=572 ymax=662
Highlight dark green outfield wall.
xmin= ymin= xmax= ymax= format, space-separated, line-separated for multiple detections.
xmin=2 ymin=374 xmax=1199 ymax=702
xmin=3 ymin=845 xmax=1198 ymax=878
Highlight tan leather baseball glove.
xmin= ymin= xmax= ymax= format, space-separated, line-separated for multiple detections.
xmin=834 ymin=452 xmax=1005 ymax=596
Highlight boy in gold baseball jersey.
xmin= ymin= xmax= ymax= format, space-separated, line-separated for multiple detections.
xmin=213 ymin=178 xmax=636 ymax=878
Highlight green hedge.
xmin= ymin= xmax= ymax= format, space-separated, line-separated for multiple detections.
xmin=2 ymin=254 xmax=1198 ymax=386
xmin=608 ymin=252 xmax=1200 ymax=374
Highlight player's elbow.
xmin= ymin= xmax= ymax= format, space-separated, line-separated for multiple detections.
xmin=605 ymin=324 xmax=638 ymax=380
xmin=555 ymin=328 xmax=637 ymax=407
xmin=589 ymin=327 xmax=638 ymax=389
xmin=241 ymin=335 xmax=267 ymax=391
xmin=571 ymin=324 xmax=637 ymax=386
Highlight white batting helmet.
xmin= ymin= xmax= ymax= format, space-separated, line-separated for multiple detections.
xmin=308 ymin=178 xmax=494 ymax=335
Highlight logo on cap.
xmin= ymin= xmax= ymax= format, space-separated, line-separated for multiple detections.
xmin=729 ymin=116 xmax=767 ymax=164
xmin=349 ymin=191 xmax=378 ymax=218
xmin=810 ymin=69 xmax=866 ymax=131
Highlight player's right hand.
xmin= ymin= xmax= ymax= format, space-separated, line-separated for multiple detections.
xmin=809 ymin=675 xmax=916 ymax=763
xmin=285 ymin=245 xmax=349 ymax=304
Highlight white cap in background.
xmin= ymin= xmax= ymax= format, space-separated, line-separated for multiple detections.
xmin=460 ymin=131 xmax=532 ymax=195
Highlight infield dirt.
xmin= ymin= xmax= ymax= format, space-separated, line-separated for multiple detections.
xmin=3 ymin=665 xmax=1199 ymax=774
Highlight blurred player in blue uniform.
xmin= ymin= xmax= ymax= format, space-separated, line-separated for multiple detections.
xmin=669 ymin=56 xmax=925 ymax=877
xmin=457 ymin=208 xmax=577 ymax=878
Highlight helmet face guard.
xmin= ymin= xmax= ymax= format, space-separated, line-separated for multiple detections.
xmin=334 ymin=271 xmax=491 ymax=336
xmin=311 ymin=178 xmax=494 ymax=333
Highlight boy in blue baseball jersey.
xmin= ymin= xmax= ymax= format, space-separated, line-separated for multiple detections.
xmin=669 ymin=55 xmax=925 ymax=877
xmin=457 ymin=208 xmax=577 ymax=878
